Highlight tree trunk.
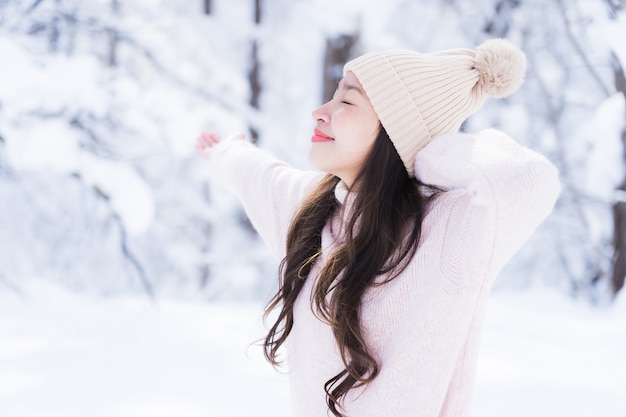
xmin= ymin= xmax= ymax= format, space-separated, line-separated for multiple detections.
xmin=611 ymin=51 xmax=626 ymax=295
xmin=612 ymin=163 xmax=626 ymax=295
xmin=204 ymin=0 xmax=212 ymax=15
xmin=107 ymin=0 xmax=120 ymax=67
xmin=322 ymin=34 xmax=358 ymax=103
xmin=107 ymin=29 xmax=118 ymax=67
xmin=248 ymin=40 xmax=261 ymax=143
xmin=248 ymin=0 xmax=263 ymax=143
xmin=254 ymin=0 xmax=262 ymax=24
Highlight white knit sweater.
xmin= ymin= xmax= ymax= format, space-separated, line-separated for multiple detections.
xmin=210 ymin=129 xmax=560 ymax=417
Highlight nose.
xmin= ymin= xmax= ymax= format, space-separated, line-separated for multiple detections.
xmin=312 ymin=101 xmax=330 ymax=123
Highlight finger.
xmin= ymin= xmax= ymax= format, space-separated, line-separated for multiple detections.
xmin=207 ymin=133 xmax=222 ymax=145
xmin=200 ymin=136 xmax=212 ymax=149
xmin=198 ymin=133 xmax=214 ymax=149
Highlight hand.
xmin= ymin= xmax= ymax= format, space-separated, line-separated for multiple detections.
xmin=196 ymin=132 xmax=245 ymax=159
xmin=196 ymin=132 xmax=222 ymax=159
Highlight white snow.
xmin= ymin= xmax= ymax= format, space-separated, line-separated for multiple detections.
xmin=79 ymin=154 xmax=156 ymax=236
xmin=583 ymin=93 xmax=626 ymax=203
xmin=1 ymin=281 xmax=625 ymax=417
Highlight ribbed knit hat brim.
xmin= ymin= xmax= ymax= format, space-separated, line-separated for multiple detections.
xmin=344 ymin=39 xmax=526 ymax=177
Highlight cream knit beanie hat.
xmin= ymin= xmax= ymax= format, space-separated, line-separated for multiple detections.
xmin=343 ymin=38 xmax=527 ymax=177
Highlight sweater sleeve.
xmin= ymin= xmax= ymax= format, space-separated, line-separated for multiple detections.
xmin=414 ymin=129 xmax=561 ymax=283
xmin=209 ymin=139 xmax=323 ymax=259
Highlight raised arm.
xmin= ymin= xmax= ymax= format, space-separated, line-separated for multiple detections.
xmin=197 ymin=133 xmax=322 ymax=259
xmin=414 ymin=129 xmax=561 ymax=277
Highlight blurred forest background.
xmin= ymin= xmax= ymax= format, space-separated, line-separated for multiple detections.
xmin=1 ymin=0 xmax=625 ymax=305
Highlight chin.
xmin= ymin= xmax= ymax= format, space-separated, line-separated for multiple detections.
xmin=308 ymin=151 xmax=323 ymax=171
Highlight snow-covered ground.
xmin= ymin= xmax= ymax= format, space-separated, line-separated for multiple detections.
xmin=1 ymin=281 xmax=625 ymax=417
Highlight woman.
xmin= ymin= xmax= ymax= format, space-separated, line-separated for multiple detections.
xmin=196 ymin=38 xmax=560 ymax=417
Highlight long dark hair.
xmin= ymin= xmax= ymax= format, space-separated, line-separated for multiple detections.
xmin=264 ymin=127 xmax=437 ymax=417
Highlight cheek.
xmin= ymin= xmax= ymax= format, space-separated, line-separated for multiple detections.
xmin=334 ymin=114 xmax=371 ymax=144
xmin=344 ymin=127 xmax=377 ymax=157
xmin=336 ymin=109 xmax=378 ymax=139
xmin=328 ymin=110 xmax=379 ymax=163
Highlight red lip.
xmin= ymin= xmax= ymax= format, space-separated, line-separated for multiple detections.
xmin=311 ymin=129 xmax=333 ymax=142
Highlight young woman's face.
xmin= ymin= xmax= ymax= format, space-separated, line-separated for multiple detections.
xmin=309 ymin=72 xmax=380 ymax=187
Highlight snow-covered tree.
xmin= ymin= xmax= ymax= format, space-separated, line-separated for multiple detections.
xmin=1 ymin=0 xmax=625 ymax=302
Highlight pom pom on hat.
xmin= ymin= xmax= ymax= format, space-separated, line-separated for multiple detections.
xmin=475 ymin=38 xmax=526 ymax=98
xmin=344 ymin=38 xmax=526 ymax=177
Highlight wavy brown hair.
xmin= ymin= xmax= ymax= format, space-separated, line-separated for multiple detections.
xmin=264 ymin=127 xmax=437 ymax=417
